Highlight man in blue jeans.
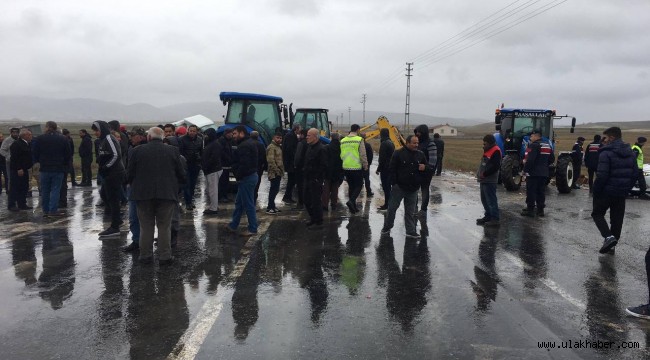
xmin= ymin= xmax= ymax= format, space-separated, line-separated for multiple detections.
xmin=476 ymin=134 xmax=502 ymax=227
xmin=33 ymin=121 xmax=71 ymax=217
xmin=228 ymin=126 xmax=258 ymax=236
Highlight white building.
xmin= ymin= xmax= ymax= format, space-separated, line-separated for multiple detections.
xmin=430 ymin=123 xmax=457 ymax=137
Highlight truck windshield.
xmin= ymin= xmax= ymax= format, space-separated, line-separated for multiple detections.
xmin=226 ymin=100 xmax=281 ymax=143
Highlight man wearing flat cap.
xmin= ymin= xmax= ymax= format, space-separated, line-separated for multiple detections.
xmin=521 ymin=129 xmax=554 ymax=217
xmin=571 ymin=136 xmax=586 ymax=189
xmin=631 ymin=136 xmax=648 ymax=199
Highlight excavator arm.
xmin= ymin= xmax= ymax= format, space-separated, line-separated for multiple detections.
xmin=359 ymin=116 xmax=406 ymax=150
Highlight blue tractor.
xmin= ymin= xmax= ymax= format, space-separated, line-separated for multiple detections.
xmin=217 ymin=92 xmax=290 ymax=146
xmin=494 ymin=108 xmax=577 ymax=193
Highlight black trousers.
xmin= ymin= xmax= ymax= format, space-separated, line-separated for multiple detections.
xmin=587 ymin=168 xmax=596 ymax=192
xmin=283 ymin=171 xmax=297 ymax=201
xmin=591 ymin=194 xmax=626 ymax=240
xmin=8 ymin=169 xmax=29 ymax=209
xmin=218 ymin=168 xmax=230 ymax=200
xmin=435 ymin=156 xmax=443 ymax=176
xmin=81 ymin=157 xmax=92 ymax=185
xmin=363 ymin=169 xmax=372 ymax=194
xmin=645 ymin=248 xmax=650 ymax=303
xmin=573 ymin=159 xmax=582 ymax=185
xmin=303 ymin=177 xmax=323 ymax=223
xmin=418 ymin=173 xmax=434 ymax=211
xmin=633 ymin=168 xmax=647 ymax=195
xmin=103 ymin=171 xmax=125 ymax=229
xmin=525 ymin=176 xmax=547 ymax=209
xmin=295 ymin=171 xmax=304 ymax=205
xmin=254 ymin=170 xmax=264 ymax=201
xmin=344 ymin=170 xmax=363 ymax=205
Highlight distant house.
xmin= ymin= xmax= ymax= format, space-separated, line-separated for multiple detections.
xmin=430 ymin=123 xmax=457 ymax=137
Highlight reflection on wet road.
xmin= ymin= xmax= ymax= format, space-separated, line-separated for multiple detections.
xmin=1 ymin=171 xmax=650 ymax=359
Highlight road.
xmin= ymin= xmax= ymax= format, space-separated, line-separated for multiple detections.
xmin=0 ymin=169 xmax=649 ymax=359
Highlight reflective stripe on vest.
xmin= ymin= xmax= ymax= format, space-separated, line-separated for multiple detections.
xmin=340 ymin=136 xmax=362 ymax=170
xmin=632 ymin=144 xmax=644 ymax=169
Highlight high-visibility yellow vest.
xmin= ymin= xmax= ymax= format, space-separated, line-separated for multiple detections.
xmin=632 ymin=144 xmax=644 ymax=169
xmin=340 ymin=135 xmax=362 ymax=170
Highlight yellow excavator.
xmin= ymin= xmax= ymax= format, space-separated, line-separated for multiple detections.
xmin=357 ymin=116 xmax=407 ymax=150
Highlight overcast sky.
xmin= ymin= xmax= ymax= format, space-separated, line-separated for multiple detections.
xmin=1 ymin=0 xmax=649 ymax=123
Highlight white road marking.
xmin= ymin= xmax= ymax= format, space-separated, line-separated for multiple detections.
xmin=167 ymin=221 xmax=271 ymax=360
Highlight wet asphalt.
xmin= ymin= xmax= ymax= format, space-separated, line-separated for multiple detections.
xmin=1 ymin=167 xmax=649 ymax=360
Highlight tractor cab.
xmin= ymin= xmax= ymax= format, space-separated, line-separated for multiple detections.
xmin=218 ymin=92 xmax=287 ymax=146
xmin=292 ymin=108 xmax=332 ymax=144
xmin=494 ymin=108 xmax=555 ymax=158
xmin=494 ymin=107 xmax=578 ymax=193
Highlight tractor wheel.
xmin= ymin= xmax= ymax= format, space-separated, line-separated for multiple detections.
xmin=555 ymin=155 xmax=574 ymax=194
xmin=501 ymin=155 xmax=522 ymax=191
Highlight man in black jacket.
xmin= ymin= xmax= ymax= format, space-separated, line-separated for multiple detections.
xmin=322 ymin=133 xmax=344 ymax=211
xmin=414 ymin=124 xmax=437 ymax=214
xmin=227 ymin=126 xmax=259 ymax=236
xmin=179 ymin=125 xmax=203 ymax=210
xmin=381 ymin=135 xmax=429 ymax=239
xmin=433 ymin=133 xmax=444 ymax=176
xmin=217 ymin=128 xmax=234 ymax=202
xmin=303 ymin=128 xmax=327 ymax=228
xmin=92 ymin=120 xmax=125 ymax=238
xmin=521 ymin=130 xmax=555 ymax=217
xmin=292 ymin=129 xmax=308 ymax=209
xmin=584 ymin=134 xmax=602 ymax=193
xmin=476 ymin=134 xmax=502 ymax=227
xmin=282 ymin=124 xmax=301 ymax=203
xmin=376 ymin=128 xmax=394 ymax=210
xmin=8 ymin=128 xmax=33 ymax=211
xmin=362 ymin=133 xmax=374 ymax=197
xmin=78 ymin=129 xmax=93 ymax=186
xmin=571 ymin=136 xmax=585 ymax=189
xmin=202 ymin=128 xmax=222 ymax=215
xmin=250 ymin=131 xmax=268 ymax=202
xmin=33 ymin=121 xmax=71 ymax=216
xmin=127 ymin=127 xmax=186 ymax=265
xmin=592 ymin=127 xmax=636 ymax=254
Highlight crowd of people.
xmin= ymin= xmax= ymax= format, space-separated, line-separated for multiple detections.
xmin=1 ymin=120 xmax=649 ymax=321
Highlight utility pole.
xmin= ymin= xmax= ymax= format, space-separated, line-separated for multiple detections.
xmin=360 ymin=94 xmax=367 ymax=125
xmin=340 ymin=113 xmax=344 ymax=131
xmin=348 ymin=107 xmax=352 ymax=126
xmin=404 ymin=62 xmax=413 ymax=133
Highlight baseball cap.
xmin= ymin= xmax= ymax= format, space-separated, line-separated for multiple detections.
xmin=639 ymin=136 xmax=647 ymax=143
xmin=577 ymin=136 xmax=585 ymax=142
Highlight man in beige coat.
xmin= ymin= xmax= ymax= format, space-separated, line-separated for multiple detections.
xmin=266 ymin=131 xmax=284 ymax=214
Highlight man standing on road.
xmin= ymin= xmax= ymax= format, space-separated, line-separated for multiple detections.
xmin=414 ymin=124 xmax=437 ymax=215
xmin=433 ymin=133 xmax=444 ymax=176
xmin=217 ymin=128 xmax=234 ymax=203
xmin=361 ymin=133 xmax=374 ymax=197
xmin=122 ymin=127 xmax=148 ymax=253
xmin=0 ymin=133 xmax=7 ymax=194
xmin=571 ymin=136 xmax=586 ymax=189
xmin=476 ymin=134 xmax=502 ymax=227
xmin=584 ymin=134 xmax=602 ymax=193
xmin=521 ymin=129 xmax=554 ymax=218
xmin=631 ymin=136 xmax=648 ymax=199
xmin=201 ymin=128 xmax=223 ymax=216
xmin=78 ymin=129 xmax=94 ymax=186
xmin=250 ymin=131 xmax=268 ymax=203
xmin=592 ymin=127 xmax=637 ymax=254
xmin=179 ymin=124 xmax=203 ymax=211
xmin=340 ymin=124 xmax=368 ymax=214
xmin=282 ymin=124 xmax=301 ymax=204
xmin=376 ymin=128 xmax=395 ymax=211
xmin=322 ymin=133 xmax=344 ymax=211
xmin=302 ymin=128 xmax=327 ymax=229
xmin=0 ymin=127 xmax=20 ymax=192
xmin=266 ymin=131 xmax=284 ymax=214
xmin=33 ymin=121 xmax=71 ymax=217
xmin=381 ymin=135 xmax=429 ymax=239
xmin=127 ymin=127 xmax=186 ymax=265
xmin=92 ymin=120 xmax=125 ymax=238
xmin=8 ymin=129 xmax=33 ymax=211
xmin=62 ymin=129 xmax=78 ymax=187
xmin=228 ymin=126 xmax=259 ymax=236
